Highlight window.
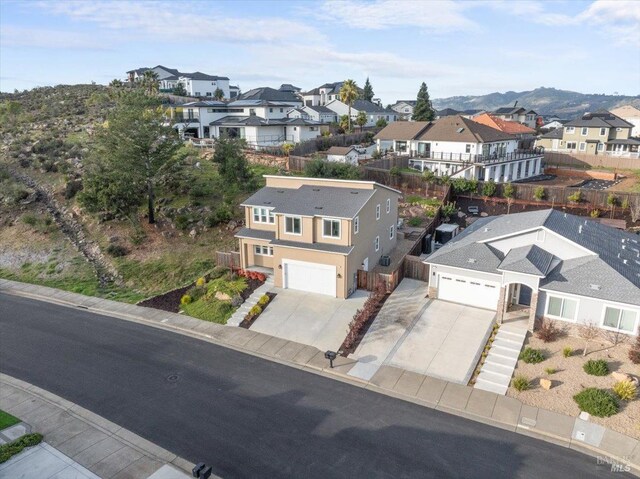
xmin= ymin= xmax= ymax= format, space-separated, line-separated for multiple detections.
xmin=354 ymin=216 xmax=359 ymax=234
xmin=389 ymin=225 xmax=394 ymax=239
xmin=249 ymin=108 xmax=256 ymax=116
xmin=195 ymin=92 xmax=200 ymax=96
xmin=565 ymin=127 xmax=575 ymax=134
xmin=597 ymin=143 xmax=604 ymax=151
xmin=285 ymin=216 xmax=301 ymax=235
xmin=566 ymin=141 xmax=577 ymax=150
xmin=581 ymin=127 xmax=588 ymax=136
xmin=396 ymin=141 xmax=407 ymax=152
xmin=280 ymin=108 xmax=284 ymax=113
xmin=465 ymin=144 xmax=471 ymax=154
xmin=374 ymin=236 xmax=380 ymax=252
xmin=579 ymin=142 xmax=586 ymax=151
xmin=600 ymin=128 xmax=607 ymax=136
xmin=386 ymin=198 xmax=391 ymax=213
xmin=376 ymin=204 xmax=381 ymax=220
xmin=602 ymin=307 xmax=637 ymax=333
xmin=269 ymin=108 xmax=273 ymax=112
xmin=546 ymin=296 xmax=578 ymax=321
xmin=206 ymin=92 xmax=212 ymax=97
xmin=254 ymin=245 xmax=273 ymax=256
xmin=323 ymin=219 xmax=341 ymax=238
xmin=252 ymin=207 xmax=274 ymax=224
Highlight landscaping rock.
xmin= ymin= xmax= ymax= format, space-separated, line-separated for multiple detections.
xmin=612 ymin=372 xmax=639 ymax=386
xmin=189 ymin=228 xmax=197 ymax=239
xmin=540 ymin=378 xmax=552 ymax=390
xmin=215 ymin=291 xmax=231 ymax=301
xmin=457 ymin=211 xmax=466 ymax=218
xmin=480 ymin=212 xmax=489 ymax=217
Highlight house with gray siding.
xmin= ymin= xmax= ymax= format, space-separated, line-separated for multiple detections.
xmin=425 ymin=209 xmax=640 ymax=335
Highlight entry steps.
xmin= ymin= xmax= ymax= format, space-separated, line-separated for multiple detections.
xmin=226 ymin=274 xmax=274 ymax=327
xmin=474 ymin=323 xmax=528 ymax=395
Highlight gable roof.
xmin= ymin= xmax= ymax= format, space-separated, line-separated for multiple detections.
xmin=237 ymin=87 xmax=301 ymax=103
xmin=610 ymin=105 xmax=640 ymax=119
xmin=540 ymin=128 xmax=563 ymax=139
xmin=351 ymin=100 xmax=391 ymax=113
xmin=473 ymin=113 xmax=536 ymax=135
xmin=494 ymin=107 xmax=527 ymax=115
xmin=374 ymin=121 xmax=430 ymax=141
xmin=416 ymin=115 xmax=515 ymax=143
xmin=437 ymin=108 xmax=461 ymax=117
xmin=426 ymin=209 xmax=640 ymax=305
xmin=498 ymin=244 xmax=554 ymax=276
xmin=565 ymin=110 xmax=634 ymax=129
xmin=304 ymin=105 xmax=334 ymax=114
xmin=326 ymin=146 xmax=358 ymax=156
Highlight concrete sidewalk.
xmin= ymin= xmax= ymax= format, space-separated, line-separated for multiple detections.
xmin=0 ymin=374 xmax=193 ymax=479
xmin=1 ymin=278 xmax=639 ymax=475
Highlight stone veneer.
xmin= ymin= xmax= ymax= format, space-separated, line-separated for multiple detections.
xmin=527 ymin=291 xmax=539 ymax=331
xmin=428 ymin=287 xmax=437 ymax=299
xmin=495 ymin=286 xmax=507 ymax=324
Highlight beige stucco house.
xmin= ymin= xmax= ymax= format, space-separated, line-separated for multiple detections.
xmin=236 ymin=176 xmax=401 ymax=298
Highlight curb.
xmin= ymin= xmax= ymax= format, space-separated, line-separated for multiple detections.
xmin=2 ymin=279 xmax=639 ymax=475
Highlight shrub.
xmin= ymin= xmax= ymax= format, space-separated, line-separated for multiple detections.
xmin=629 ymin=336 xmax=640 ymax=364
xmin=64 ymin=179 xmax=83 ymax=199
xmin=607 ymin=193 xmax=618 ymax=207
xmin=519 ymin=347 xmax=545 ymax=364
xmin=440 ymin=201 xmax=457 ymax=218
xmin=562 ymin=346 xmax=573 ymax=358
xmin=568 ymin=190 xmax=583 ymax=203
xmin=210 ymin=266 xmax=230 ymax=279
xmin=22 ymin=213 xmax=38 ymax=226
xmin=502 ymin=183 xmax=515 ymax=199
xmin=422 ymin=170 xmax=435 ymax=182
xmin=231 ymin=295 xmax=243 ymax=308
xmin=389 ymin=166 xmax=402 ymax=177
xmin=451 ymin=178 xmax=478 ymax=194
xmin=343 ymin=281 xmax=387 ymax=350
xmin=174 ymin=214 xmax=191 ymax=231
xmin=375 ymin=117 xmax=387 ymax=128
xmin=621 ymin=198 xmax=630 ymax=210
xmin=613 ymin=381 xmax=637 ymax=401
xmin=187 ymin=286 xmax=206 ymax=302
xmin=544 ymin=367 xmax=557 ymax=375
xmin=0 ymin=433 xmax=43 ymax=463
xmin=583 ymin=359 xmax=609 ymax=376
xmin=535 ymin=318 xmax=560 ymax=343
xmin=106 ymin=244 xmax=128 ymax=257
xmin=589 ymin=209 xmax=600 ymax=218
xmin=248 ymin=305 xmax=262 ymax=317
xmin=512 ymin=375 xmax=531 ymax=392
xmin=180 ymin=294 xmax=192 ymax=305
xmin=196 ymin=277 xmax=206 ymax=287
xmin=533 ymin=186 xmax=545 ymax=201
xmin=573 ymin=388 xmax=619 ymax=417
xmin=482 ymin=180 xmax=497 ymax=197
xmin=205 ymin=205 xmax=233 ymax=227
xmin=407 ymin=217 xmax=422 ymax=227
xmin=258 ymin=294 xmax=270 ymax=306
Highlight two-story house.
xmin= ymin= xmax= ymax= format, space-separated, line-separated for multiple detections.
xmin=374 ymin=116 xmax=543 ymax=182
xmin=390 ymin=100 xmax=417 ymax=121
xmin=610 ymin=105 xmax=640 ymax=138
xmin=473 ymin=113 xmax=537 ymax=149
xmin=493 ymin=106 xmax=539 ymax=129
xmin=126 ymin=65 xmax=237 ymax=99
xmin=535 ymin=110 xmax=640 ymax=157
xmin=325 ymin=99 xmax=397 ymax=127
xmin=300 ymin=82 xmax=363 ymax=107
xmin=287 ymin=105 xmax=337 ymax=124
xmin=236 ymin=176 xmax=401 ymax=298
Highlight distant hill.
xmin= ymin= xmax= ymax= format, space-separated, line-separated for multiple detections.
xmin=432 ymin=87 xmax=640 ymax=118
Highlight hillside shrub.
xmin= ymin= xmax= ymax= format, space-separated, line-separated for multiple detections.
xmin=519 ymin=347 xmax=545 ymax=364
xmin=407 ymin=217 xmax=422 ymax=227
xmin=22 ymin=214 xmax=38 ymax=226
xmin=180 ymin=294 xmax=192 ymax=305
xmin=106 ymin=244 xmax=128 ymax=257
xmin=512 ymin=375 xmax=531 ymax=392
xmin=544 ymin=367 xmax=557 ymax=375
xmin=568 ymin=190 xmax=583 ymax=203
xmin=64 ymin=179 xmax=83 ymax=199
xmin=573 ymin=388 xmax=619 ymax=417
xmin=613 ymin=381 xmax=637 ymax=401
xmin=533 ymin=186 xmax=545 ymax=201
xmin=583 ymin=359 xmax=609 ymax=376
xmin=440 ymin=201 xmax=458 ymax=218
xmin=174 ymin=214 xmax=191 ymax=231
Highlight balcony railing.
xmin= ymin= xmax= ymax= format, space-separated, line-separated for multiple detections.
xmin=406 ymin=148 xmax=544 ymax=165
xmin=172 ymin=115 xmax=200 ymax=123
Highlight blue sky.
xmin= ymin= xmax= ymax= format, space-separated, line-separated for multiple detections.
xmin=1 ymin=0 xmax=639 ymax=102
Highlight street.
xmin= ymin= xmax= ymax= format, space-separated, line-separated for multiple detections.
xmin=0 ymin=293 xmax=626 ymax=478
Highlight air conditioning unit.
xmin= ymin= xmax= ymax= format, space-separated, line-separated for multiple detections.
xmin=379 ymin=255 xmax=391 ymax=267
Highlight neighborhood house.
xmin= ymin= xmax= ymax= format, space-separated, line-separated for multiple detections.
xmin=236 ymin=176 xmax=400 ymax=298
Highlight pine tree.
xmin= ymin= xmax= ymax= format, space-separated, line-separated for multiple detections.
xmin=363 ymin=77 xmax=374 ymax=102
xmin=412 ymin=82 xmax=435 ymax=121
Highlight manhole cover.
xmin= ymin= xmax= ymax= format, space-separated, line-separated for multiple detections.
xmin=166 ymin=374 xmax=180 ymax=383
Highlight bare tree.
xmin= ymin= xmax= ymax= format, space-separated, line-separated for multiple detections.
xmin=578 ymin=322 xmax=600 ymax=356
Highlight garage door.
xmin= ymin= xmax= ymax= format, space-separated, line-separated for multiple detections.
xmin=283 ymin=260 xmax=337 ymax=297
xmin=437 ymin=274 xmax=500 ymax=310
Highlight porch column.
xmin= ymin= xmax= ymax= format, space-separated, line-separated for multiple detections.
xmin=496 ymin=286 xmax=508 ymax=324
xmin=527 ymin=291 xmax=539 ymax=331
xmin=484 ymin=167 xmax=491 ymax=182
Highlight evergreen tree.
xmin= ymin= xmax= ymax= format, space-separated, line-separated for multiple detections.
xmin=363 ymin=77 xmax=374 ymax=102
xmin=412 ymin=82 xmax=435 ymax=121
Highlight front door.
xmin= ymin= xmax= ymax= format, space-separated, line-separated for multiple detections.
xmin=417 ymin=142 xmax=431 ymax=157
xmin=510 ymin=284 xmax=520 ymax=304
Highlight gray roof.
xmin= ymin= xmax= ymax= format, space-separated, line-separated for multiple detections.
xmin=428 ymin=242 xmax=504 ymax=274
xmin=426 ymin=209 xmax=640 ymax=305
xmin=241 ymin=185 xmax=376 ymax=219
xmin=271 ymin=239 xmax=353 ymax=255
xmin=235 ymin=228 xmax=275 ymax=241
xmin=498 ymin=244 xmax=554 ymax=276
xmin=565 ymin=110 xmax=634 ymax=129
xmin=352 ymin=100 xmax=393 ymax=114
xmin=540 ymin=128 xmax=563 ymax=139
xmin=494 ymin=107 xmax=527 ymax=115
xmin=238 ymin=87 xmax=301 ymax=103
xmin=209 ymin=116 xmax=320 ymax=127
xmin=305 ymin=105 xmax=334 ymax=113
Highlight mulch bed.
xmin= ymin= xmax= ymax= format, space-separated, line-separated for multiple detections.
xmin=137 ymin=272 xmax=265 ymax=314
xmin=338 ymin=292 xmax=390 ymax=357
xmin=239 ymin=292 xmax=277 ymax=329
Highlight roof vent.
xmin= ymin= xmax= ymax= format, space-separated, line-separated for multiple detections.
xmin=315 ymin=206 xmax=323 ymax=210
xmin=484 ymin=227 xmax=490 ymax=232
xmin=468 ymin=258 xmax=477 ymax=263
xmin=578 ymin=225 xmax=582 ymax=234
xmin=623 ymin=259 xmax=628 ymax=265
xmin=457 ymin=127 xmax=465 ymax=133
xmin=263 ymin=201 xmax=271 ymax=205
xmin=350 ymin=191 xmax=359 ymax=194
xmin=312 ymin=188 xmax=320 ymax=191
xmin=277 ymin=190 xmax=285 ymax=193
xmin=589 ymin=284 xmax=602 ymax=291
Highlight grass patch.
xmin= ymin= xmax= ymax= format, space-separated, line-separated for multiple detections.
xmin=0 ymin=410 xmax=20 ymax=430
xmin=573 ymin=388 xmax=619 ymax=418
xmin=181 ymin=298 xmax=234 ymax=324
xmin=583 ymin=359 xmax=609 ymax=376
xmin=405 ymin=195 xmax=441 ymax=207
xmin=0 ymin=433 xmax=43 ymax=464
xmin=519 ymin=347 xmax=545 ymax=364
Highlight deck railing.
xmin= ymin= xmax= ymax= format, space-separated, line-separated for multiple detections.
xmin=407 ymin=148 xmax=544 ymax=165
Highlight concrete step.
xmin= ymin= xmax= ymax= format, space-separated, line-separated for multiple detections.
xmin=485 ymin=351 xmax=518 ymax=369
xmin=500 ymin=325 xmax=528 ymax=336
xmin=488 ymin=345 xmax=521 ymax=360
xmin=492 ymin=337 xmax=523 ymax=352
xmin=481 ymin=361 xmax=515 ymax=377
xmin=496 ymin=329 xmax=527 ymax=342
xmin=476 ymin=370 xmax=511 ymax=387
xmin=474 ymin=377 xmax=508 ymax=395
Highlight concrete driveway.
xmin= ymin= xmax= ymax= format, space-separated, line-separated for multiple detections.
xmin=349 ymin=279 xmax=496 ymax=384
xmin=250 ymin=288 xmax=368 ymax=351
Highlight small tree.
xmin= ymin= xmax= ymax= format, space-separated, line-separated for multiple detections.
xmin=533 ymin=186 xmax=545 ymax=201
xmin=412 ymin=82 xmax=435 ymax=121
xmin=375 ymin=117 xmax=388 ymax=128
xmin=355 ymin=111 xmax=368 ymax=132
xmin=214 ymin=88 xmax=225 ymax=101
xmin=482 ymin=180 xmax=497 ymax=197
xmin=607 ymin=192 xmax=617 ymax=218
xmin=173 ymin=83 xmax=187 ymax=96
xmin=578 ymin=322 xmax=600 ymax=356
xmin=212 ymin=135 xmax=250 ymax=185
xmin=281 ymin=143 xmax=294 ymax=157
xmin=568 ymin=190 xmax=583 ymax=203
xmin=503 ymin=182 xmax=515 ymax=214
xmin=363 ymin=77 xmax=374 ymax=102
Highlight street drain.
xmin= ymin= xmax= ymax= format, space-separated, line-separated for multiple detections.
xmin=166 ymin=374 xmax=180 ymax=383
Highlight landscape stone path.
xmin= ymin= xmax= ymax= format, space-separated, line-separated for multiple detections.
xmin=226 ymin=273 xmax=274 ymax=327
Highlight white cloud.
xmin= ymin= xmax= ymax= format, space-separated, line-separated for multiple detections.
xmin=37 ymin=0 xmax=326 ymax=44
xmin=0 ymin=25 xmax=111 ymax=49
xmin=317 ymin=0 xmax=477 ymax=32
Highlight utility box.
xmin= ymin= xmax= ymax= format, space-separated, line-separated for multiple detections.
xmin=435 ymin=224 xmax=459 ymax=245
xmin=379 ymin=255 xmax=391 ymax=267
xmin=422 ymin=234 xmax=432 ymax=254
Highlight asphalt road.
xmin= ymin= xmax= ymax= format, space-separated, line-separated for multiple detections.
xmin=0 ymin=293 xmax=628 ymax=478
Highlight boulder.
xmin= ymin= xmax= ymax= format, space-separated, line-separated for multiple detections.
xmin=612 ymin=372 xmax=639 ymax=386
xmin=189 ymin=228 xmax=197 ymax=239
xmin=539 ymin=378 xmax=552 ymax=390
xmin=480 ymin=212 xmax=489 ymax=217
xmin=215 ymin=291 xmax=231 ymax=301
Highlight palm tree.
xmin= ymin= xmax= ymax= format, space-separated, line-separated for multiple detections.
xmin=141 ymin=70 xmax=159 ymax=96
xmin=339 ymin=79 xmax=359 ymax=132
xmin=109 ymin=79 xmax=123 ymax=88
xmin=355 ymin=111 xmax=367 ymax=132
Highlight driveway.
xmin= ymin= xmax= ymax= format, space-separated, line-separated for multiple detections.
xmin=349 ymin=279 xmax=496 ymax=384
xmin=250 ymin=288 xmax=368 ymax=351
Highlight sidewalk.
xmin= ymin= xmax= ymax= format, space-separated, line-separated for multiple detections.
xmin=1 ymin=278 xmax=639 ymax=475
xmin=0 ymin=373 xmax=193 ymax=479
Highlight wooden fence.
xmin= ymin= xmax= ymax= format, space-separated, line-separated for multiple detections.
xmin=215 ymin=251 xmax=241 ymax=269
xmin=288 ymin=155 xmax=313 ymax=172
xmin=363 ymin=167 xmax=451 ymax=198
xmin=403 ymin=255 xmax=430 ymax=281
xmin=543 ymin=152 xmax=640 ymax=170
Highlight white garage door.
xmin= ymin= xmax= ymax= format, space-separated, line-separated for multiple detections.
xmin=283 ymin=260 xmax=337 ymax=297
xmin=437 ymin=274 xmax=500 ymax=310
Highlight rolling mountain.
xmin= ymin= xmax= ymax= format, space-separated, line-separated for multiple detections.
xmin=432 ymin=87 xmax=640 ymax=118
